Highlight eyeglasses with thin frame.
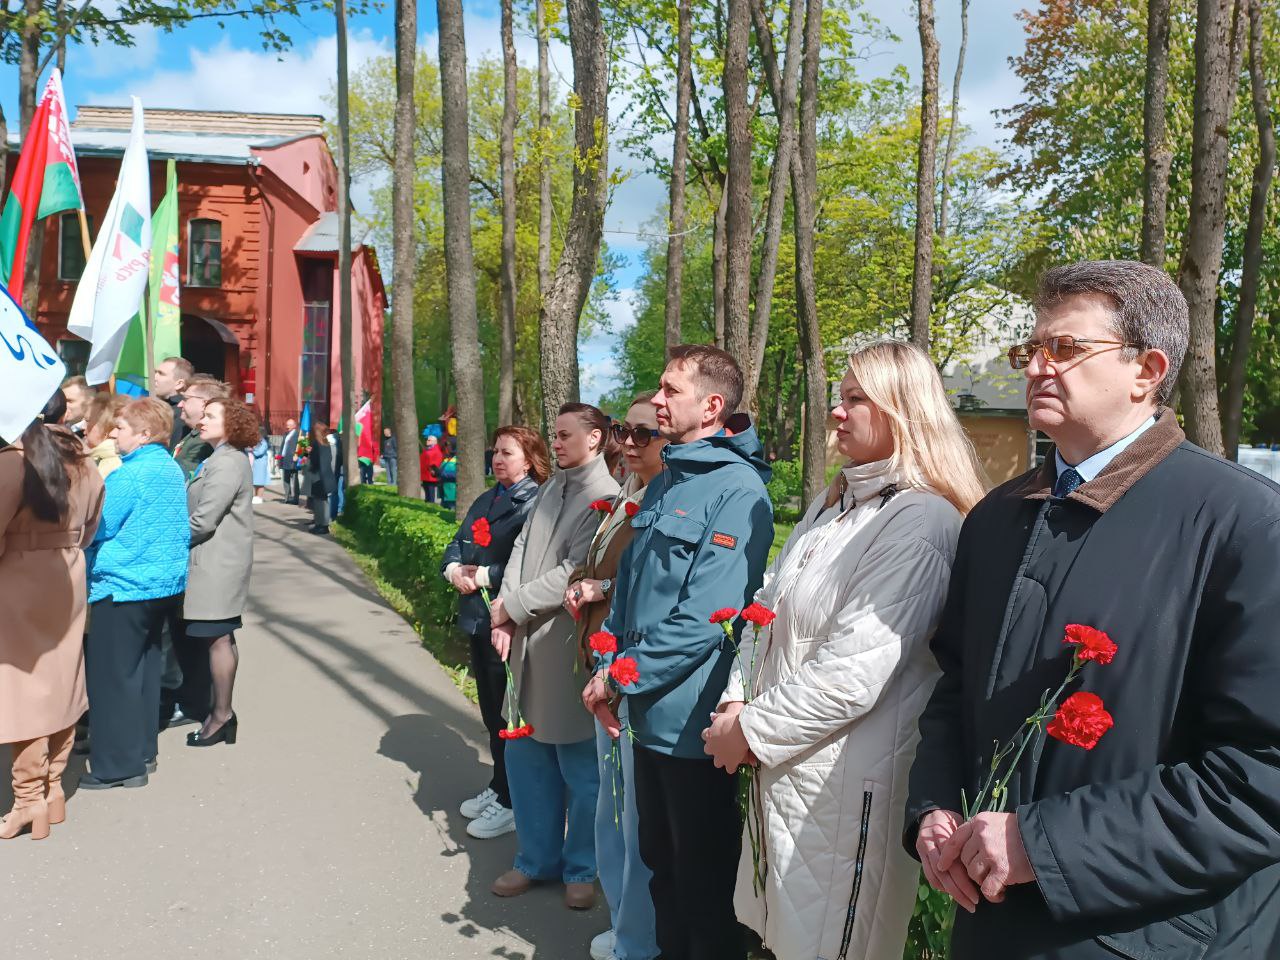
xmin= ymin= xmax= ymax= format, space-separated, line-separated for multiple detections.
xmin=1007 ymin=335 xmax=1141 ymax=370
xmin=610 ymin=422 xmax=661 ymax=447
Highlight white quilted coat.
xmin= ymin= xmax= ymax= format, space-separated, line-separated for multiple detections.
xmin=722 ymin=459 xmax=960 ymax=960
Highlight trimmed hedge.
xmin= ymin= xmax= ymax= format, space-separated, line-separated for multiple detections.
xmin=339 ymin=485 xmax=460 ymax=632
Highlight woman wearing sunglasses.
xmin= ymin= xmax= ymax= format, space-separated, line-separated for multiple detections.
xmin=565 ymin=392 xmax=667 ymax=960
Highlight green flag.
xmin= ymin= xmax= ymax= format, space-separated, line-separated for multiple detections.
xmin=116 ymin=160 xmax=181 ymax=392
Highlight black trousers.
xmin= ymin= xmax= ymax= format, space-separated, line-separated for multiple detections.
xmin=634 ymin=744 xmax=745 ymax=960
xmin=467 ymin=630 xmax=510 ymax=808
xmin=86 ymin=595 xmax=181 ymax=782
xmin=282 ymin=468 xmax=300 ymax=502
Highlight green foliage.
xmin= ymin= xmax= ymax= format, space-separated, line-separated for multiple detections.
xmin=338 ymin=485 xmax=458 ymax=634
xmin=765 ymin=458 xmax=802 ymax=517
xmin=905 ymin=880 xmax=954 ymax=959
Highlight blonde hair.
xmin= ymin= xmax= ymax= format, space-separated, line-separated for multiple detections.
xmin=827 ymin=339 xmax=987 ymax=514
xmin=119 ymin=397 xmax=175 ymax=449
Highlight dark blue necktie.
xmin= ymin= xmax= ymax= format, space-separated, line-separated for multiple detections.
xmin=1054 ymin=466 xmax=1083 ymax=499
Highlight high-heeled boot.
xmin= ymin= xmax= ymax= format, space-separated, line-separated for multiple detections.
xmin=0 ymin=738 xmax=50 ymax=840
xmin=45 ymin=724 xmax=75 ymax=825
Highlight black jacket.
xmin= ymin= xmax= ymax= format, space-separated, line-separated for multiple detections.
xmin=309 ymin=440 xmax=337 ymax=497
xmin=906 ymin=409 xmax=1280 ymax=960
xmin=440 ymin=475 xmax=539 ymax=635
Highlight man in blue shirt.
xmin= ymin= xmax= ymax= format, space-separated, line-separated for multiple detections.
xmin=585 ymin=345 xmax=773 ymax=960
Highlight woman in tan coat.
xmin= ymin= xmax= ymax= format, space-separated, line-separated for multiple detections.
xmin=0 ymin=390 xmax=104 ymax=839
xmin=565 ymin=392 xmax=667 ymax=960
xmin=83 ymin=394 xmax=126 ymax=479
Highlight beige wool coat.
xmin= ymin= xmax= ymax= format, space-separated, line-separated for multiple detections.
xmin=0 ymin=444 xmax=104 ymax=743
xmin=184 ymin=442 xmax=255 ymax=621
xmin=499 ymin=453 xmax=619 ymax=744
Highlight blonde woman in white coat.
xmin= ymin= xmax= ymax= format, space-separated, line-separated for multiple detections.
xmin=702 ymin=340 xmax=986 ymax=960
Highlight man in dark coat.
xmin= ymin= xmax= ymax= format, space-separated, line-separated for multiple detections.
xmin=906 ymin=260 xmax=1280 ymax=960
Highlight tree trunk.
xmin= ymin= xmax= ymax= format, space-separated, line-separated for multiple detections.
xmin=712 ymin=183 xmax=728 ymax=348
xmin=664 ymin=0 xmax=692 ymax=360
xmin=391 ymin=0 xmax=422 ymax=497
xmin=744 ymin=0 xmax=802 ymax=410
xmin=498 ymin=0 xmax=518 ymax=427
xmin=19 ymin=0 xmax=42 ymax=320
xmin=536 ymin=0 xmax=554 ymax=432
xmin=1221 ymin=0 xmax=1272 ymax=459
xmin=336 ymin=0 xmax=359 ymax=490
xmin=1141 ymin=0 xmax=1174 ymax=266
xmin=721 ymin=0 xmax=753 ymax=375
xmin=937 ymin=0 xmax=968 ymax=241
xmin=438 ymin=0 xmax=487 ymax=513
xmin=794 ymin=0 xmax=826 ymax=507
xmin=539 ymin=0 xmax=607 ymax=434
xmin=1177 ymin=0 xmax=1245 ymax=456
xmin=909 ymin=0 xmax=939 ymax=353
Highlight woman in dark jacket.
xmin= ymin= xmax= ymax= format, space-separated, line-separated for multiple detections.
xmin=308 ymin=422 xmax=337 ymax=534
xmin=442 ymin=425 xmax=550 ymax=840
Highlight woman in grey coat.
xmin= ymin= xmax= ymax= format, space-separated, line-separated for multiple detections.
xmin=184 ymin=397 xmax=256 ymax=748
xmin=488 ymin=403 xmax=621 ymax=911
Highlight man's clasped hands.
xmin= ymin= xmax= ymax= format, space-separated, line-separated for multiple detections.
xmin=915 ymin=809 xmax=1037 ymax=913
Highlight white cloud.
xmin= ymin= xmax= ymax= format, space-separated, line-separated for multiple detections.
xmin=86 ymin=30 xmax=390 ymax=116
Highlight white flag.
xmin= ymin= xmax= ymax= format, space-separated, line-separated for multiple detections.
xmin=67 ymin=97 xmax=151 ymax=385
xmin=0 ymin=285 xmax=66 ymax=441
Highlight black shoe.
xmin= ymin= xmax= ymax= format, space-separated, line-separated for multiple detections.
xmin=188 ymin=713 xmax=238 ymax=748
xmin=310 ymin=526 xmax=329 ymax=535
xmin=78 ymin=771 xmax=149 ymax=790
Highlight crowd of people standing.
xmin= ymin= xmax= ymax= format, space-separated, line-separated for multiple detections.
xmin=0 ymin=356 xmax=257 ymax=837
xmin=439 ymin=260 xmax=1280 ymax=960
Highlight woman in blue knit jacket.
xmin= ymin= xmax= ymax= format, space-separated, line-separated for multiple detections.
xmin=82 ymin=398 xmax=190 ymax=790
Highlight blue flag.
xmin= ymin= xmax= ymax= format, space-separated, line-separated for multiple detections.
xmin=300 ymin=401 xmax=311 ymax=434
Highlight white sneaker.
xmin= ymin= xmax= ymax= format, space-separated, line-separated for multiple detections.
xmin=252 ymin=496 xmax=264 ymax=504
xmin=589 ymin=929 xmax=617 ymax=960
xmin=460 ymin=786 xmax=498 ymax=819
xmin=466 ymin=802 xmax=515 ymax=839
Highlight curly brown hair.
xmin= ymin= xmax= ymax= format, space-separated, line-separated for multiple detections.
xmin=206 ymin=398 xmax=261 ymax=450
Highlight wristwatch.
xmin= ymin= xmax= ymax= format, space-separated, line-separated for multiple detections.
xmin=600 ymin=578 xmax=613 ymax=595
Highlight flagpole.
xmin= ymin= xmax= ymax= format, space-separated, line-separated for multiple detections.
xmin=76 ymin=207 xmax=91 ymax=260
xmin=144 ymin=283 xmax=154 ymax=394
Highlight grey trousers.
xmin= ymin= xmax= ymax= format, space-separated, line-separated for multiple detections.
xmin=312 ymin=497 xmax=329 ymax=528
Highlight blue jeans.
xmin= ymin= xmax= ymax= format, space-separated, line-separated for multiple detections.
xmin=596 ymin=716 xmax=658 ymax=960
xmin=384 ymin=457 xmax=397 ymax=486
xmin=329 ymin=477 xmax=345 ymax=519
xmin=506 ymin=733 xmax=599 ymax=884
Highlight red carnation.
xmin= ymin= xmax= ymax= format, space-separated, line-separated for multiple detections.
xmin=1046 ymin=692 xmax=1114 ymax=751
xmin=609 ymin=656 xmax=641 ymax=687
xmin=589 ymin=499 xmax=614 ymax=512
xmin=589 ymin=631 xmax=618 ymax=656
xmin=471 ymin=518 xmax=492 ymax=548
xmin=709 ymin=608 xmax=739 ymax=625
xmin=499 ymin=724 xmax=536 ymax=740
xmin=741 ymin=602 xmax=777 ymax=628
xmin=624 ymin=501 xmax=639 ymax=518
xmin=1064 ymin=624 xmax=1117 ymax=666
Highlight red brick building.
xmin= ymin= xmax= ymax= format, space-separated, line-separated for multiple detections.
xmin=12 ymin=106 xmax=385 ymax=432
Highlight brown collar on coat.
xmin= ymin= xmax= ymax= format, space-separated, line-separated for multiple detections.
xmin=1007 ymin=407 xmax=1185 ymax=514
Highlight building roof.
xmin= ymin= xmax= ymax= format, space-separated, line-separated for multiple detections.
xmin=7 ymin=106 xmax=327 ymax=164
xmin=294 ymin=211 xmax=369 ymax=253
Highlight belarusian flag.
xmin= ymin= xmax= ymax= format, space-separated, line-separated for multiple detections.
xmin=0 ymin=68 xmax=84 ymax=302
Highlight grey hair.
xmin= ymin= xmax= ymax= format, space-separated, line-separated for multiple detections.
xmin=1034 ymin=260 xmax=1189 ymax=405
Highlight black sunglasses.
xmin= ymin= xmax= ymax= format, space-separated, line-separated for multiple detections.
xmin=610 ymin=423 xmax=661 ymax=447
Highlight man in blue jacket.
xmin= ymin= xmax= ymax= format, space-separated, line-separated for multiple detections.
xmin=585 ymin=344 xmax=773 ymax=960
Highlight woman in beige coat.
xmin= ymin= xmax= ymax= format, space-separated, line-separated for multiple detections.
xmin=0 ymin=390 xmax=104 ymax=839
xmin=703 ymin=341 xmax=987 ymax=960
xmin=83 ymin=393 xmax=126 ymax=479
xmin=488 ymin=403 xmax=620 ymax=910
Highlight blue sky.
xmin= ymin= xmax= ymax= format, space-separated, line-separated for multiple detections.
xmin=0 ymin=0 xmax=1032 ymax=403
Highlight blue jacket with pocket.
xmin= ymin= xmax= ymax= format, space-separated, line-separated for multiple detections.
xmin=88 ymin=442 xmax=190 ymax=604
xmin=602 ymin=414 xmax=774 ymax=757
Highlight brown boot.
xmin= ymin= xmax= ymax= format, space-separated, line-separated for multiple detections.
xmin=0 ymin=738 xmax=50 ymax=840
xmin=491 ymin=869 xmax=534 ymax=898
xmin=564 ymin=882 xmax=596 ymax=910
xmin=45 ymin=724 xmax=75 ymax=825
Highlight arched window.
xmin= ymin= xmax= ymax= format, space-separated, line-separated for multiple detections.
xmin=188 ymin=218 xmax=222 ymax=287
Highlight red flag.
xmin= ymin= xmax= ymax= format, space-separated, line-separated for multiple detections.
xmin=0 ymin=95 xmax=53 ymax=302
